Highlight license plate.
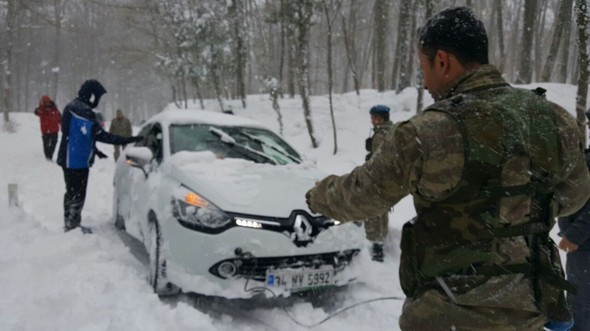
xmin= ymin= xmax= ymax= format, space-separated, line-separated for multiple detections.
xmin=266 ymin=268 xmax=335 ymax=291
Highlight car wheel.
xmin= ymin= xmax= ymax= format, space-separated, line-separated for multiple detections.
xmin=147 ymin=213 xmax=180 ymax=296
xmin=113 ymin=194 xmax=125 ymax=230
xmin=115 ymin=213 xmax=126 ymax=230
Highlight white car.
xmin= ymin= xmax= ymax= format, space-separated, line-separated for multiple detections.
xmin=113 ymin=109 xmax=364 ymax=298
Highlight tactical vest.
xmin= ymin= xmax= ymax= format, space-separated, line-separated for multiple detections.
xmin=400 ymin=86 xmax=573 ymax=322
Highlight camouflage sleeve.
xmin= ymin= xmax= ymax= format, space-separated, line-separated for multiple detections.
xmin=371 ymin=130 xmax=386 ymax=153
xmin=552 ymin=105 xmax=590 ymax=217
xmin=307 ymin=122 xmax=422 ymax=221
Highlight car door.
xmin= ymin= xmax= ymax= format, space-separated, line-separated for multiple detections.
xmin=126 ymin=123 xmax=164 ymax=241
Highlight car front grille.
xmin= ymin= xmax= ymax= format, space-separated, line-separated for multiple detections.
xmin=208 ymin=249 xmax=360 ymax=281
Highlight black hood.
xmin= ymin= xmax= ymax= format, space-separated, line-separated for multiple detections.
xmin=77 ymin=79 xmax=107 ymax=108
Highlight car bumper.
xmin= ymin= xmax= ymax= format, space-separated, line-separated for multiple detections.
xmin=162 ymin=217 xmax=364 ymax=298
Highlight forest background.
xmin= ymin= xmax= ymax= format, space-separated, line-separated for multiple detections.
xmin=1 ymin=0 xmax=589 ymax=150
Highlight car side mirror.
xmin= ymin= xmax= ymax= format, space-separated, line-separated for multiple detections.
xmin=125 ymin=146 xmax=153 ymax=178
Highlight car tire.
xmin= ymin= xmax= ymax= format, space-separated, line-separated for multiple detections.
xmin=113 ymin=194 xmax=125 ymax=230
xmin=147 ymin=213 xmax=180 ymax=296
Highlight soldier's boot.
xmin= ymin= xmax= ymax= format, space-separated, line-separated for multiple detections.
xmin=370 ymin=242 xmax=384 ymax=262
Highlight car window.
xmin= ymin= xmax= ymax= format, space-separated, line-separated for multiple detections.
xmin=169 ymin=124 xmax=301 ymax=165
xmin=146 ymin=124 xmax=163 ymax=163
xmin=136 ymin=125 xmax=151 ymax=147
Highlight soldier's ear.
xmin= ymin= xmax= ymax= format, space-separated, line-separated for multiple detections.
xmin=435 ymin=50 xmax=451 ymax=75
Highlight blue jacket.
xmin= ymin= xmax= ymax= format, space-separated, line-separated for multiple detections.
xmin=57 ymin=98 xmax=130 ymax=169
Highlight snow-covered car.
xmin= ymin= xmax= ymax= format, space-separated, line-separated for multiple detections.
xmin=113 ymin=109 xmax=364 ymax=298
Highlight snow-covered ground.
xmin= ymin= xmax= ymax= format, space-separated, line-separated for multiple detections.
xmin=0 ymin=83 xmax=581 ymax=330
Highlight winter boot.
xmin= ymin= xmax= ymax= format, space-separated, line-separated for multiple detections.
xmin=64 ymin=225 xmax=93 ymax=234
xmin=370 ymin=242 xmax=384 ymax=262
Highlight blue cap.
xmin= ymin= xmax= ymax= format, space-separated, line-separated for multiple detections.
xmin=370 ymin=105 xmax=390 ymax=114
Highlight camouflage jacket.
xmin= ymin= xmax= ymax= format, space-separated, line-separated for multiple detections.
xmin=366 ymin=120 xmax=394 ymax=160
xmin=109 ymin=117 xmax=132 ymax=138
xmin=307 ymin=64 xmax=589 ymax=224
xmin=307 ymin=64 xmax=590 ymax=317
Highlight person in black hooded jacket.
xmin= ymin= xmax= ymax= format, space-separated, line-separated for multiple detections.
xmin=558 ymin=112 xmax=590 ymax=331
xmin=57 ymin=79 xmax=141 ymax=233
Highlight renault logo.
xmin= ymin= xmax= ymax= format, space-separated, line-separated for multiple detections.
xmin=293 ymin=214 xmax=313 ymax=241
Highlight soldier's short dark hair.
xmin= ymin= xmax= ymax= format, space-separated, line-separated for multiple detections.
xmin=419 ymin=7 xmax=489 ymax=66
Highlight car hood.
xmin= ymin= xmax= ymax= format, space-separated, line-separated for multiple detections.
xmin=167 ymin=151 xmax=325 ymax=218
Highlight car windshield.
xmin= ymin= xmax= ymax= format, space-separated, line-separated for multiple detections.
xmin=169 ymin=124 xmax=302 ymax=165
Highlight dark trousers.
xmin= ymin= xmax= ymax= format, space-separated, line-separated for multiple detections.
xmin=62 ymin=168 xmax=89 ymax=229
xmin=42 ymin=133 xmax=58 ymax=160
xmin=566 ymin=250 xmax=590 ymax=331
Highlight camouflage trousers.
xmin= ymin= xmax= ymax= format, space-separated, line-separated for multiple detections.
xmin=399 ymin=275 xmax=547 ymax=331
xmin=364 ymin=212 xmax=389 ymax=242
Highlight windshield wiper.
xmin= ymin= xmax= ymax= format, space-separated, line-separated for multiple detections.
xmin=238 ymin=131 xmax=302 ymax=164
xmin=209 ymin=127 xmax=277 ymax=165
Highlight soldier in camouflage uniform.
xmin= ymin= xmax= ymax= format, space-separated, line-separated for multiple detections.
xmin=365 ymin=105 xmax=394 ymax=261
xmin=109 ymin=109 xmax=132 ymax=161
xmin=306 ymin=7 xmax=590 ymax=331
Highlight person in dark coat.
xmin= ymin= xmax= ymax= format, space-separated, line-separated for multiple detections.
xmin=558 ymin=113 xmax=590 ymax=331
xmin=57 ymin=79 xmax=141 ymax=233
xmin=34 ymin=95 xmax=61 ymax=160
xmin=108 ymin=109 xmax=132 ymax=161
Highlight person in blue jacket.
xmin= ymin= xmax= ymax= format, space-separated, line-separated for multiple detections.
xmin=57 ymin=79 xmax=141 ymax=233
xmin=558 ymin=117 xmax=590 ymax=331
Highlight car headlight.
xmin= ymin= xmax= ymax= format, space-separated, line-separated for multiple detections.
xmin=171 ymin=186 xmax=231 ymax=230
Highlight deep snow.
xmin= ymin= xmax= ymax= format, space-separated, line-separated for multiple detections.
xmin=0 ymin=83 xmax=581 ymax=330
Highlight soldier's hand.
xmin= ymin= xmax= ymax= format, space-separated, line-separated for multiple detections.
xmin=558 ymin=237 xmax=579 ymax=253
xmin=305 ymin=189 xmax=316 ymax=214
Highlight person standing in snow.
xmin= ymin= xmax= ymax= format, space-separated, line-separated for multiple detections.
xmin=34 ymin=95 xmax=61 ymax=161
xmin=57 ymin=79 xmax=141 ymax=233
xmin=108 ymin=109 xmax=132 ymax=161
xmin=557 ymin=111 xmax=590 ymax=331
xmin=364 ymin=105 xmax=393 ymax=262
xmin=306 ymin=7 xmax=590 ymax=330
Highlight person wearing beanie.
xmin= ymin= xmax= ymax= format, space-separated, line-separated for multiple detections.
xmin=34 ymin=95 xmax=61 ymax=160
xmin=57 ymin=79 xmax=142 ymax=233
xmin=364 ymin=104 xmax=393 ymax=262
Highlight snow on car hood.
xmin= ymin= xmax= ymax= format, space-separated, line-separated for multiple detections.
xmin=166 ymin=151 xmax=325 ymax=217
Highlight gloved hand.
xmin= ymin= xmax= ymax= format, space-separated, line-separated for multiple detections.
xmin=95 ymin=149 xmax=108 ymax=159
xmin=365 ymin=137 xmax=373 ymax=152
xmin=305 ymin=189 xmax=316 ymax=214
xmin=126 ymin=136 xmax=143 ymax=144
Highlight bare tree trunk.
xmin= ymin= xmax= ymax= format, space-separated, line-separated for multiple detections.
xmin=541 ymin=0 xmax=573 ymax=81
xmin=231 ymin=0 xmax=247 ymax=108
xmin=425 ymin=0 xmax=439 ymax=17
xmin=517 ymin=0 xmax=538 ymax=84
xmin=576 ymin=0 xmax=589 ymax=146
xmin=296 ymin=0 xmax=318 ymax=148
xmin=557 ymin=4 xmax=575 ymax=83
xmin=372 ymin=0 xmax=388 ymax=92
xmin=190 ymin=77 xmax=205 ymax=110
xmin=405 ymin=0 xmax=419 ymax=90
xmin=392 ymin=0 xmax=412 ymax=91
xmin=341 ymin=1 xmax=360 ymax=95
xmin=52 ymin=0 xmax=62 ymax=99
xmin=3 ymin=0 xmax=16 ymax=130
xmin=494 ymin=0 xmax=506 ymax=72
xmin=509 ymin=0 xmax=523 ymax=82
xmin=322 ymin=0 xmax=342 ymax=154
xmin=282 ymin=0 xmax=297 ymax=99
xmin=279 ymin=22 xmax=285 ymax=94
xmin=534 ymin=0 xmax=548 ymax=80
